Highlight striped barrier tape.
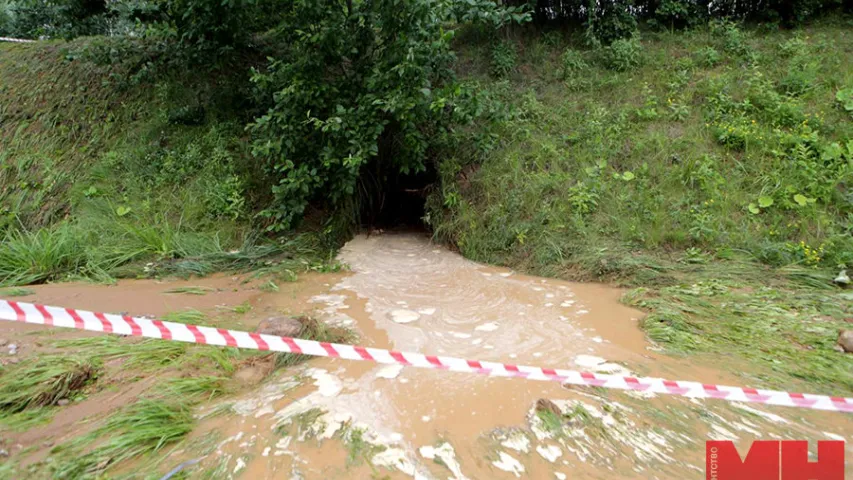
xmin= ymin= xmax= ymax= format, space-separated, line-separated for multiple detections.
xmin=1 ymin=299 xmax=851 ymax=413
xmin=0 ymin=37 xmax=35 ymax=43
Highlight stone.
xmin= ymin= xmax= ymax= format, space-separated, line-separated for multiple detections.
xmin=834 ymin=269 xmax=850 ymax=286
xmin=535 ymin=398 xmax=562 ymax=417
xmin=256 ymin=316 xmax=303 ymax=337
xmin=57 ymin=399 xmax=70 ymax=406
xmin=0 ymin=449 xmax=7 ymax=457
xmin=0 ymin=339 xmax=7 ymax=347
xmin=232 ymin=365 xmax=268 ymax=387
xmin=837 ymin=329 xmax=853 ymax=353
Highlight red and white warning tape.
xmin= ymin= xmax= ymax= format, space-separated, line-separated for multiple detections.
xmin=1 ymin=299 xmax=850 ymax=413
xmin=0 ymin=37 xmax=35 ymax=43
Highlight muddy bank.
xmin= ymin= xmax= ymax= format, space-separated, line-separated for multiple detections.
xmin=1 ymin=233 xmax=850 ymax=478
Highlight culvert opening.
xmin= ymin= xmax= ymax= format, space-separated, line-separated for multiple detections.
xmin=358 ymin=161 xmax=436 ymax=231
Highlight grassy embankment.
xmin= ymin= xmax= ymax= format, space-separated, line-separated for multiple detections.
xmin=0 ymin=39 xmax=348 ymax=478
xmin=430 ymin=19 xmax=853 ymax=394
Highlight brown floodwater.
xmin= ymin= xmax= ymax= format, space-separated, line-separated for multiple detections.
xmin=2 ymin=232 xmax=850 ymax=479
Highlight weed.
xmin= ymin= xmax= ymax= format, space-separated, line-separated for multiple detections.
xmin=163 ymin=309 xmax=207 ymax=324
xmin=0 ymin=356 xmax=99 ymax=413
xmin=260 ymin=279 xmax=280 ymax=292
xmin=559 ymin=48 xmax=588 ymax=80
xmin=154 ymin=376 xmax=228 ymax=400
xmin=52 ymin=336 xmax=188 ymax=370
xmin=0 ymin=226 xmax=85 ymax=286
xmin=535 ymin=408 xmax=563 ymax=435
xmin=291 ymin=408 xmax=325 ymax=437
xmin=600 ymin=37 xmax=641 ymax=71
xmin=694 ymin=46 xmax=721 ymax=67
xmin=490 ymin=41 xmax=517 ymax=78
xmin=51 ymin=399 xmax=194 ymax=477
xmin=0 ymin=287 xmax=34 ymax=296
xmin=342 ymin=426 xmax=385 ymax=465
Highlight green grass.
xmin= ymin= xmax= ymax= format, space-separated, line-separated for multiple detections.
xmin=0 ymin=356 xmax=99 ymax=413
xmin=50 ymin=399 xmax=194 ymax=478
xmin=154 ymin=376 xmax=228 ymax=400
xmin=435 ymin=19 xmax=853 ymax=274
xmin=625 ymin=279 xmax=853 ymax=394
xmin=341 ymin=426 xmax=386 ymax=466
xmin=52 ymin=336 xmax=188 ymax=370
xmin=0 ymin=287 xmax=34 ymax=296
xmin=430 ymin=19 xmax=853 ymax=394
xmin=0 ymin=39 xmax=340 ymax=288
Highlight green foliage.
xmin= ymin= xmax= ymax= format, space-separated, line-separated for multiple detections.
xmin=836 ymin=88 xmax=853 ymax=118
xmin=559 ymin=48 xmax=589 ymax=80
xmin=490 ymin=40 xmax=517 ymax=77
xmin=585 ymin=0 xmax=638 ymax=46
xmin=0 ymin=225 xmax=86 ymax=286
xmin=600 ymin=37 xmax=642 ymax=71
xmin=166 ymin=0 xmax=256 ymax=52
xmin=51 ymin=399 xmax=194 ymax=477
xmin=249 ymin=0 xmax=525 ymax=231
xmin=653 ymin=0 xmax=703 ymax=31
xmin=0 ymin=356 xmax=98 ymax=413
xmin=0 ymin=0 xmax=112 ymax=39
xmin=436 ymin=20 xmax=853 ymax=286
xmin=694 ymin=46 xmax=721 ymax=67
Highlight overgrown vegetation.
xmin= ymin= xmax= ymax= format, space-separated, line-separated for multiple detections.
xmin=428 ymin=19 xmax=853 ymax=394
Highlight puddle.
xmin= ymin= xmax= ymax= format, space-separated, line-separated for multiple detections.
xmin=2 ymin=232 xmax=851 ymax=478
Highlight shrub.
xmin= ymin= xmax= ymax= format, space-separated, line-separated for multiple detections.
xmin=585 ymin=0 xmax=637 ymax=46
xmin=249 ymin=0 xmax=527 ymax=230
xmin=490 ymin=40 xmax=517 ymax=78
xmin=559 ymin=48 xmax=588 ymax=79
xmin=694 ymin=46 xmax=721 ymax=67
xmin=601 ymin=37 xmax=642 ymax=71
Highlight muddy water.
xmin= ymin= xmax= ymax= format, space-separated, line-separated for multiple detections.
xmin=177 ymin=233 xmax=851 ymax=479
xmin=3 ymin=232 xmax=851 ymax=478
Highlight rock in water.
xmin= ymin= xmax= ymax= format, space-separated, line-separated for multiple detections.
xmin=256 ymin=316 xmax=304 ymax=337
xmin=834 ymin=269 xmax=850 ymax=286
xmin=838 ymin=330 xmax=853 ymax=353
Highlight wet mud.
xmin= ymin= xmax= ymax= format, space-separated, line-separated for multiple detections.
xmin=1 ymin=232 xmax=850 ymax=478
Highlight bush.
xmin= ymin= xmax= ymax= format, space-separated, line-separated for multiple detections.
xmin=559 ymin=48 xmax=588 ymax=79
xmin=601 ymin=37 xmax=642 ymax=71
xmin=1 ymin=0 xmax=111 ymax=39
xmin=585 ymin=0 xmax=637 ymax=46
xmin=491 ymin=40 xmax=517 ymax=78
xmin=694 ymin=46 xmax=721 ymax=67
xmin=249 ymin=0 xmax=527 ymax=230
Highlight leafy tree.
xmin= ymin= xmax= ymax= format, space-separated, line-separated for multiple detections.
xmin=249 ymin=0 xmax=528 ymax=230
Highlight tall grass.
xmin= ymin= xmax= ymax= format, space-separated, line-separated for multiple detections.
xmin=51 ymin=399 xmax=194 ymax=478
xmin=0 ymin=356 xmax=99 ymax=413
xmin=0 ymin=226 xmax=85 ymax=286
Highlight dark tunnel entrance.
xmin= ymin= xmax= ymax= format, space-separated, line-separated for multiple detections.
xmin=359 ymin=162 xmax=436 ymax=231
